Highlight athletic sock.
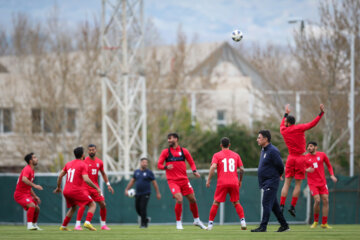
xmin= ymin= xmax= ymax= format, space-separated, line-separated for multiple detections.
xmin=280 ymin=196 xmax=286 ymax=206
xmin=209 ymin=204 xmax=219 ymax=221
xmin=190 ymin=202 xmax=199 ymax=219
xmin=291 ymin=197 xmax=298 ymax=207
xmin=234 ymin=203 xmax=245 ymax=219
xmin=314 ymin=213 xmax=319 ymax=222
xmin=32 ymin=209 xmax=39 ymax=223
xmin=62 ymin=216 xmax=71 ymax=227
xmin=27 ymin=207 xmax=35 ymax=223
xmin=322 ymin=216 xmax=328 ymax=224
xmin=86 ymin=212 xmax=94 ymax=222
xmin=100 ymin=208 xmax=107 ymax=222
xmin=76 ymin=206 xmax=85 ymax=222
xmin=175 ymin=203 xmax=182 ymax=221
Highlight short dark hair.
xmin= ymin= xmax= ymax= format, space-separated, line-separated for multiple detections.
xmin=88 ymin=144 xmax=96 ymax=148
xmin=307 ymin=141 xmax=317 ymax=147
xmin=167 ymin=132 xmax=179 ymax=140
xmin=258 ymin=130 xmax=271 ymax=142
xmin=74 ymin=147 xmax=84 ymax=159
xmin=140 ymin=157 xmax=148 ymax=161
xmin=286 ymin=115 xmax=296 ymax=125
xmin=220 ymin=137 xmax=230 ymax=148
xmin=24 ymin=153 xmax=34 ymax=164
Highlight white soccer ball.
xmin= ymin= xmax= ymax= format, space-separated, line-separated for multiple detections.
xmin=127 ymin=188 xmax=136 ymax=198
xmin=231 ymin=29 xmax=243 ymax=42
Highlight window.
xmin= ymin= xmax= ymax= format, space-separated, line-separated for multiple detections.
xmin=31 ymin=108 xmax=77 ymax=133
xmin=217 ymin=110 xmax=226 ymax=127
xmin=0 ymin=108 xmax=13 ymax=133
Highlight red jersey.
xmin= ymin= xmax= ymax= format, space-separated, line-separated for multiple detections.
xmin=305 ymin=151 xmax=334 ymax=186
xmin=63 ymin=159 xmax=88 ymax=193
xmin=158 ymin=146 xmax=197 ymax=181
xmin=14 ymin=165 xmax=34 ymax=195
xmin=211 ymin=149 xmax=243 ymax=186
xmin=280 ymin=112 xmax=323 ymax=155
xmin=83 ymin=156 xmax=104 ymax=188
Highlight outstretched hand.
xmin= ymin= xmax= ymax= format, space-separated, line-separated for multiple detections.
xmin=285 ymin=104 xmax=291 ymax=114
xmin=320 ymin=104 xmax=325 ymax=113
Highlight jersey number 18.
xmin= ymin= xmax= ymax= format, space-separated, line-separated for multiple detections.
xmin=221 ymin=158 xmax=235 ymax=172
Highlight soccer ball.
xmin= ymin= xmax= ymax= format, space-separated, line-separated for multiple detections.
xmin=127 ymin=188 xmax=136 ymax=198
xmin=231 ymin=30 xmax=243 ymax=42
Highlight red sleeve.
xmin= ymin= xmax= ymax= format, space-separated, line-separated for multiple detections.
xmin=280 ymin=117 xmax=286 ymax=133
xmin=323 ymin=153 xmax=334 ymax=175
xmin=99 ymin=160 xmax=104 ymax=172
xmin=81 ymin=163 xmax=88 ymax=175
xmin=157 ymin=149 xmax=168 ymax=170
xmin=211 ymin=154 xmax=218 ymax=165
xmin=298 ymin=112 xmax=324 ymax=131
xmin=237 ymin=155 xmax=243 ymax=168
xmin=62 ymin=163 xmax=68 ymax=172
xmin=183 ymin=148 xmax=197 ymax=171
xmin=23 ymin=167 xmax=32 ymax=179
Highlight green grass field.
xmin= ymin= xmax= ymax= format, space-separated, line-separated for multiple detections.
xmin=1 ymin=224 xmax=360 ymax=240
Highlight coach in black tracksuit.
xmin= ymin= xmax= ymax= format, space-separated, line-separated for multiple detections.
xmin=251 ymin=130 xmax=289 ymax=232
xmin=125 ymin=157 xmax=161 ymax=228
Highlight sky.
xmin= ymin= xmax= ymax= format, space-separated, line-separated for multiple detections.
xmin=0 ymin=0 xmax=320 ymax=47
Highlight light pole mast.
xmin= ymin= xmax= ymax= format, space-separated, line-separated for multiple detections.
xmin=100 ymin=0 xmax=147 ymax=177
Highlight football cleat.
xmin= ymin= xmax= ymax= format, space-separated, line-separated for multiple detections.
xmin=27 ymin=226 xmax=38 ymax=230
xmin=59 ymin=226 xmax=72 ymax=231
xmin=251 ymin=226 xmax=266 ymax=232
xmin=310 ymin=222 xmax=318 ymax=228
xmin=207 ymin=223 xmax=213 ymax=231
xmin=101 ymin=225 xmax=111 ymax=230
xmin=176 ymin=223 xmax=184 ymax=230
xmin=193 ymin=220 xmax=207 ymax=230
xmin=84 ymin=222 xmax=97 ymax=231
xmin=74 ymin=225 xmax=83 ymax=231
xmin=288 ymin=206 xmax=296 ymax=217
xmin=321 ymin=223 xmax=332 ymax=229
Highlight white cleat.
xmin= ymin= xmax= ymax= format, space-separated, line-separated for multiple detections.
xmin=241 ymin=219 xmax=247 ymax=230
xmin=176 ymin=224 xmax=184 ymax=230
xmin=207 ymin=223 xmax=213 ymax=230
xmin=33 ymin=224 xmax=43 ymax=231
xmin=194 ymin=220 xmax=207 ymax=230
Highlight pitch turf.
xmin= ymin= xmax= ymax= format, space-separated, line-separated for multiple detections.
xmin=1 ymin=224 xmax=360 ymax=240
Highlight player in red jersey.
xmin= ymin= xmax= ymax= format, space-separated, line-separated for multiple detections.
xmin=74 ymin=144 xmax=114 ymax=230
xmin=14 ymin=153 xmax=43 ymax=230
xmin=206 ymin=137 xmax=246 ymax=230
xmin=305 ymin=141 xmax=337 ymax=229
xmin=280 ymin=103 xmax=325 ymax=217
xmin=158 ymin=133 xmax=206 ymax=230
xmin=54 ymin=147 xmax=102 ymax=231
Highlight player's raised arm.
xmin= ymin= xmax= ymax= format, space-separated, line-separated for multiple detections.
xmin=298 ymin=104 xmax=325 ymax=131
xmin=280 ymin=104 xmax=291 ymax=130
xmin=54 ymin=170 xmax=66 ymax=193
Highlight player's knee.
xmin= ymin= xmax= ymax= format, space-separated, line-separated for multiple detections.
xmin=100 ymin=201 xmax=106 ymax=208
xmin=35 ymin=205 xmax=40 ymax=211
xmin=322 ymin=197 xmax=329 ymax=205
xmin=27 ymin=203 xmax=36 ymax=208
xmin=314 ymin=197 xmax=320 ymax=205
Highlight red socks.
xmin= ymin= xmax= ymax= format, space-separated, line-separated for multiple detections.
xmin=175 ymin=203 xmax=182 ymax=221
xmin=76 ymin=206 xmax=85 ymax=221
xmin=291 ymin=197 xmax=298 ymax=207
xmin=189 ymin=203 xmax=199 ymax=218
xmin=209 ymin=204 xmax=219 ymax=221
xmin=235 ymin=203 xmax=245 ymax=219
xmin=314 ymin=213 xmax=319 ymax=222
xmin=62 ymin=216 xmax=71 ymax=227
xmin=280 ymin=196 xmax=286 ymax=206
xmin=27 ymin=207 xmax=35 ymax=222
xmin=100 ymin=208 xmax=107 ymax=221
xmin=33 ymin=209 xmax=39 ymax=223
xmin=86 ymin=212 xmax=94 ymax=222
xmin=322 ymin=216 xmax=328 ymax=224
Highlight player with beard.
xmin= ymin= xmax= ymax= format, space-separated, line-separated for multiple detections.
xmin=74 ymin=144 xmax=114 ymax=230
xmin=157 ymin=133 xmax=207 ymax=230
